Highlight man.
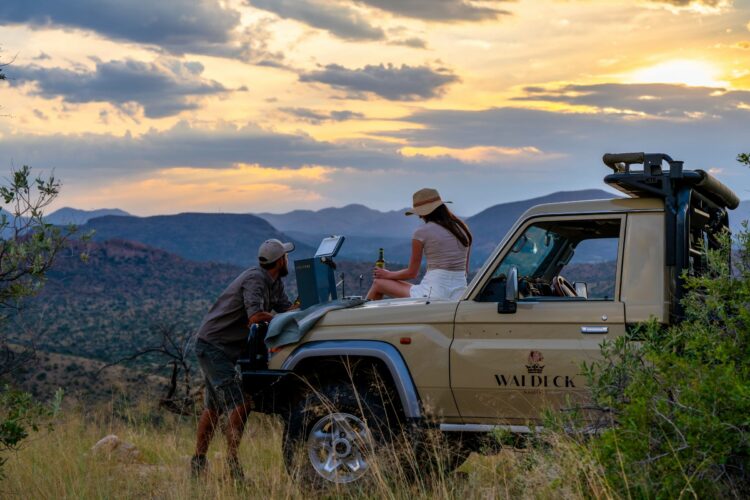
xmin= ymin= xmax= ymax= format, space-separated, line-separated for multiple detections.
xmin=191 ymin=238 xmax=296 ymax=480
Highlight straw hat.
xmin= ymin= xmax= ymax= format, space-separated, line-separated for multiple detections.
xmin=405 ymin=188 xmax=451 ymax=216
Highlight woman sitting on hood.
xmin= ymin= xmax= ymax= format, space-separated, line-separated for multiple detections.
xmin=366 ymin=188 xmax=472 ymax=301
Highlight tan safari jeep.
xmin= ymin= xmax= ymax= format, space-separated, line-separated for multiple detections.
xmin=241 ymin=152 xmax=740 ymax=486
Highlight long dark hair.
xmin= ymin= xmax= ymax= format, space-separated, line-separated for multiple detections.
xmin=423 ymin=204 xmax=473 ymax=248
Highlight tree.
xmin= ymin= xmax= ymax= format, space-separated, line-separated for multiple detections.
xmin=738 ymin=153 xmax=749 ymax=167
xmin=0 ymin=166 xmax=76 ymax=378
xmin=0 ymin=166 xmax=76 ymax=476
xmin=99 ymin=323 xmax=201 ymax=416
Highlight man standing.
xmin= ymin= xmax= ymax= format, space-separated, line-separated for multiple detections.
xmin=191 ymin=239 xmax=296 ymax=480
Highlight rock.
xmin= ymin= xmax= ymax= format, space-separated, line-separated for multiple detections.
xmin=91 ymin=434 xmax=141 ymax=464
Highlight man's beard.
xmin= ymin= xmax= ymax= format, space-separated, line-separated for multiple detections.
xmin=279 ymin=262 xmax=289 ymax=277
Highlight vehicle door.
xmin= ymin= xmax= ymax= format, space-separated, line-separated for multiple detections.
xmin=451 ymin=214 xmax=627 ymax=424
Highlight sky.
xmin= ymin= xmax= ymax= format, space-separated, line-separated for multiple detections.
xmin=1 ymin=0 xmax=749 ymax=216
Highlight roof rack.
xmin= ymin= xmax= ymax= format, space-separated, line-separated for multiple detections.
xmin=602 ymin=152 xmax=739 ymax=210
xmin=601 ymin=152 xmax=739 ymax=322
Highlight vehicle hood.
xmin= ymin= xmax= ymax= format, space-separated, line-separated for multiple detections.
xmin=314 ymin=297 xmax=458 ymax=327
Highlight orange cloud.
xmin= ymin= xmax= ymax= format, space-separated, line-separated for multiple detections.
xmin=62 ymin=164 xmax=333 ymax=214
xmin=399 ymin=145 xmax=559 ymax=163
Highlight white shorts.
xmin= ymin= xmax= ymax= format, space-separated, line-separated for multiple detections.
xmin=410 ymin=269 xmax=467 ymax=301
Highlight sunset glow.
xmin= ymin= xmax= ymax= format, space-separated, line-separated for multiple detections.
xmin=628 ymin=60 xmax=728 ymax=88
xmin=0 ymin=0 xmax=748 ymax=215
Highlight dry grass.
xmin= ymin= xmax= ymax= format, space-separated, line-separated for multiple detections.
xmin=2 ymin=401 xmax=617 ymax=499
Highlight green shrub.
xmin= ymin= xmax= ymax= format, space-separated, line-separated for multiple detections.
xmin=0 ymin=386 xmax=63 ymax=478
xmin=586 ymin=225 xmax=750 ymax=497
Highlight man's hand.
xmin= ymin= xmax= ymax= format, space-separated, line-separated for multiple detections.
xmin=248 ymin=311 xmax=274 ymax=324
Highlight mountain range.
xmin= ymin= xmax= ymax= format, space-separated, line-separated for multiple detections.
xmin=47 ymin=207 xmax=130 ymax=225
xmin=55 ymin=190 xmax=750 ymax=269
xmin=259 ymin=189 xmax=617 ymax=266
xmin=80 ymin=212 xmax=315 ymax=267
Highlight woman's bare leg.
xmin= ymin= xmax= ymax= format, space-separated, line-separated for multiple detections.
xmin=366 ymin=279 xmax=412 ymax=300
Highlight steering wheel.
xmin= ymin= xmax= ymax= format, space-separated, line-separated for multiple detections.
xmin=552 ymin=275 xmax=577 ymax=297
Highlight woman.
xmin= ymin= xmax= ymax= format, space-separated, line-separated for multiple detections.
xmin=366 ymin=188 xmax=472 ymax=301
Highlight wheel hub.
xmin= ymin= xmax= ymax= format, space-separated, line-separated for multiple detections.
xmin=307 ymin=412 xmax=373 ymax=483
xmin=333 ymin=438 xmax=351 ymax=457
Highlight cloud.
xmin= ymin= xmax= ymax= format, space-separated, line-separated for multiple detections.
xmin=380 ymin=98 xmax=749 ymax=171
xmin=513 ymin=83 xmax=750 ymax=118
xmin=650 ymin=0 xmax=723 ymax=5
xmin=248 ymin=0 xmax=385 ymax=41
xmin=7 ymin=58 xmax=229 ymax=118
xmin=69 ymin=164 xmax=333 ymax=214
xmin=400 ymin=145 xmax=560 ymax=163
xmin=0 ymin=0 xmax=274 ymax=61
xmin=389 ymin=37 xmax=428 ymax=49
xmin=646 ymin=0 xmax=731 ymax=13
xmin=5 ymin=105 xmax=749 ymax=216
xmin=299 ymin=63 xmax=459 ymax=100
xmin=354 ymin=0 xmax=512 ymax=21
xmin=0 ymin=120 xmax=470 ymax=180
xmin=280 ymin=107 xmax=366 ymax=123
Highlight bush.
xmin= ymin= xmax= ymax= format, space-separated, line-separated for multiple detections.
xmin=0 ymin=386 xmax=63 ymax=478
xmin=586 ymin=226 xmax=750 ymax=497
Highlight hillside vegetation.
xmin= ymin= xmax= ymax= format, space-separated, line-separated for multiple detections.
xmin=4 ymin=239 xmax=243 ymax=363
xmin=3 ymin=238 xmax=397 ymax=369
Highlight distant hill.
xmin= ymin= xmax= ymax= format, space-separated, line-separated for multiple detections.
xmin=80 ymin=213 xmax=315 ymax=267
xmin=258 ymin=192 xmax=619 ymax=265
xmin=466 ymin=189 xmax=615 ymax=266
xmin=47 ymin=207 xmax=130 ymax=225
xmin=258 ymin=204 xmax=418 ymax=239
xmin=258 ymin=204 xmax=419 ymax=262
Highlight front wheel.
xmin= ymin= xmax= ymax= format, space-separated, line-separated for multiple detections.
xmin=282 ymin=383 xmax=399 ymax=488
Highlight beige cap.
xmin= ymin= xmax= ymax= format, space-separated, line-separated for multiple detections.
xmin=405 ymin=188 xmax=451 ymax=216
xmin=258 ymin=238 xmax=295 ymax=263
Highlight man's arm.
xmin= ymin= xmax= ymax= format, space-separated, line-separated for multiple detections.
xmin=272 ymin=282 xmax=294 ymax=313
xmin=243 ymin=277 xmax=273 ymax=324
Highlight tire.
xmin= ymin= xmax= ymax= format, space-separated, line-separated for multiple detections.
xmin=282 ymin=381 xmax=402 ymax=489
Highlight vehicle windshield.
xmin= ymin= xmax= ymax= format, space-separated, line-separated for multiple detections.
xmin=494 ymin=225 xmax=560 ymax=279
xmin=477 ymin=218 xmax=621 ymax=302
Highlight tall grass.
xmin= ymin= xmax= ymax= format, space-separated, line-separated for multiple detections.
xmin=2 ymin=400 xmax=615 ymax=499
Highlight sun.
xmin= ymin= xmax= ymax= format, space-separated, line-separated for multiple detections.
xmin=627 ymin=59 xmax=728 ymax=88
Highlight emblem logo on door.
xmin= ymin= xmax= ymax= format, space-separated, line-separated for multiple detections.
xmin=526 ymin=351 xmax=544 ymax=374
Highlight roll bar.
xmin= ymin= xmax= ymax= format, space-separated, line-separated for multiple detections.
xmin=602 ymin=152 xmax=738 ymax=321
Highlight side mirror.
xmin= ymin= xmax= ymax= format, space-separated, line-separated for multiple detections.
xmin=574 ymin=282 xmax=588 ymax=299
xmin=498 ymin=266 xmax=518 ymax=314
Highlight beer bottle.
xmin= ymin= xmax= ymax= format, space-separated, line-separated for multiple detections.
xmin=375 ymin=248 xmax=385 ymax=269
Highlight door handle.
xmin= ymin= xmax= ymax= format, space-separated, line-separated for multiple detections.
xmin=581 ymin=326 xmax=608 ymax=334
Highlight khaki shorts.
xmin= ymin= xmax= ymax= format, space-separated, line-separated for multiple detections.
xmin=195 ymin=338 xmax=246 ymax=414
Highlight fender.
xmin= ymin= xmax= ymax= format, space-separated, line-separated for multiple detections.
xmin=281 ymin=340 xmax=423 ymax=419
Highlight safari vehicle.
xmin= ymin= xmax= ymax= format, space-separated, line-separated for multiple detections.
xmin=241 ymin=152 xmax=740 ymax=485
